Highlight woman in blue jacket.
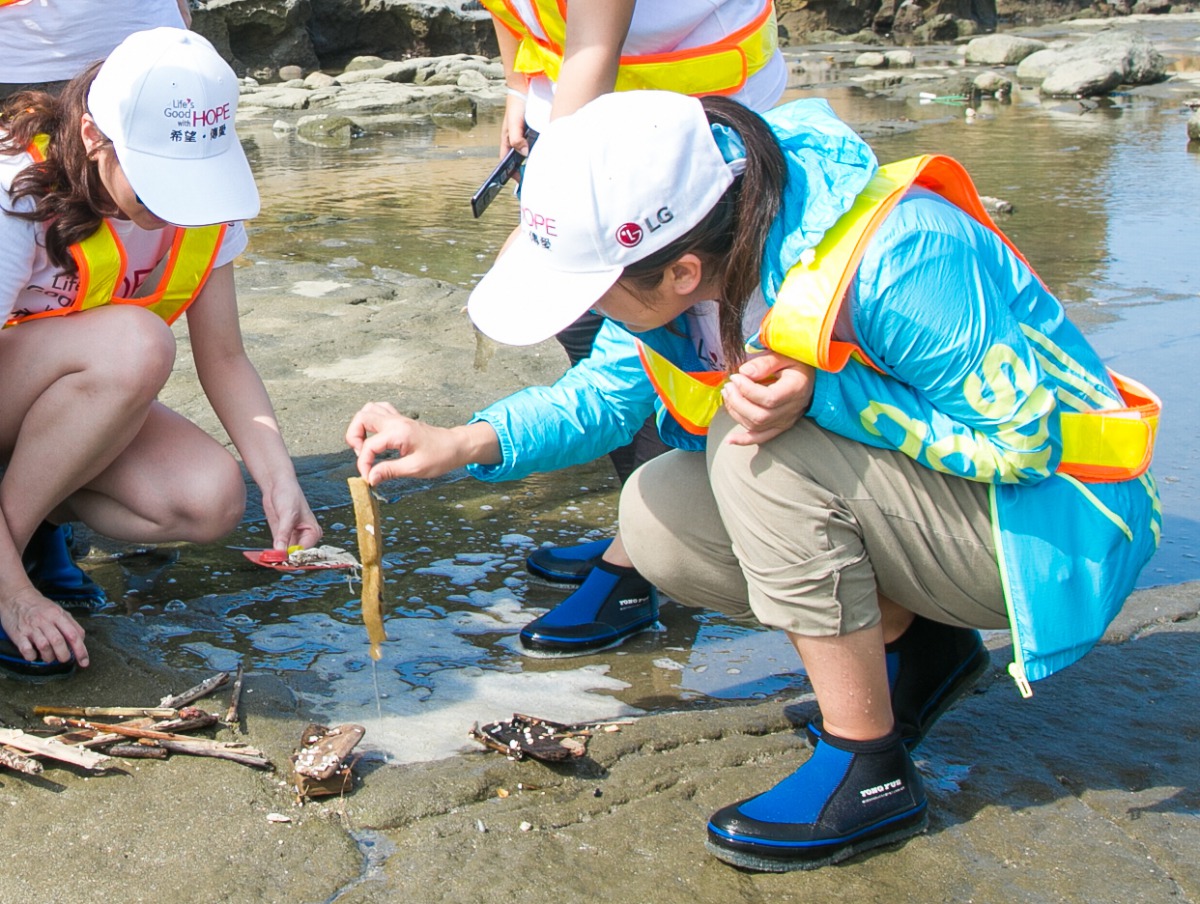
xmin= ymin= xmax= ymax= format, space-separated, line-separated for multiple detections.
xmin=350 ymin=90 xmax=1160 ymax=871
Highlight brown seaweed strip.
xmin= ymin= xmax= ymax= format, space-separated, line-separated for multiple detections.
xmin=347 ymin=476 xmax=387 ymax=660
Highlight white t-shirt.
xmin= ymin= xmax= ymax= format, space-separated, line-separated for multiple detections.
xmin=1 ymin=146 xmax=247 ymax=322
xmin=0 ymin=1 xmax=187 ymax=83
xmin=520 ymin=0 xmax=788 ymax=131
xmin=686 ymin=291 xmax=769 ymax=371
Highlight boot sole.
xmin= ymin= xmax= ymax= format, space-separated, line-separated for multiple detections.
xmin=518 ymin=619 xmax=660 ymax=658
xmin=706 ymin=807 xmax=929 ymax=872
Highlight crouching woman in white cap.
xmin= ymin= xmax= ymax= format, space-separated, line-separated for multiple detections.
xmin=0 ymin=27 xmax=321 ymax=678
xmin=463 ymin=90 xmax=1161 ymax=869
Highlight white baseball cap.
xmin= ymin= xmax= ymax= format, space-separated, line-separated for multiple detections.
xmin=87 ymin=27 xmax=259 ymax=226
xmin=467 ymin=91 xmax=740 ymax=347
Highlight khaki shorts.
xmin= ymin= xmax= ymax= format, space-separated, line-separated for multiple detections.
xmin=619 ymin=411 xmax=1008 ymax=637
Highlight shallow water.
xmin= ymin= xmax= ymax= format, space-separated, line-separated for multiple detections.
xmin=92 ymin=60 xmax=1200 ymax=763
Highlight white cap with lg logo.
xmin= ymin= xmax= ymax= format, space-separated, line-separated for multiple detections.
xmin=87 ymin=27 xmax=259 ymax=227
xmin=468 ymin=90 xmax=737 ymax=347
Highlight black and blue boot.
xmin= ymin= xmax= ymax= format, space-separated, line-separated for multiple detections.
xmin=806 ymin=615 xmax=990 ymax=750
xmin=525 ymin=537 xmax=613 ymax=585
xmin=706 ymin=729 xmax=928 ymax=872
xmin=0 ymin=625 xmax=76 ymax=680
xmin=23 ymin=521 xmax=108 ymax=610
xmin=519 ymin=559 xmax=658 ymax=656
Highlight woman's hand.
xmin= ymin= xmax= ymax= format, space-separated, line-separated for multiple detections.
xmin=346 ymin=402 xmax=501 ymax=486
xmin=501 ymin=91 xmax=531 ymax=157
xmin=262 ymin=484 xmax=323 ymax=552
xmin=722 ymin=352 xmax=816 ymax=446
xmin=1 ymin=588 xmax=88 ymax=667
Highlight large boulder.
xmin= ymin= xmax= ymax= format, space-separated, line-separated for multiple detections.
xmin=964 ymin=33 xmax=1046 ymax=64
xmin=192 ymin=0 xmax=320 ymax=79
xmin=308 ymin=0 xmax=497 ymax=68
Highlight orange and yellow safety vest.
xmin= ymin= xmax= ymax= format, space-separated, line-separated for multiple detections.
xmin=637 ymin=155 xmax=1160 ymax=483
xmin=6 ymin=135 xmax=225 ymax=328
xmin=479 ymin=0 xmax=778 ymax=97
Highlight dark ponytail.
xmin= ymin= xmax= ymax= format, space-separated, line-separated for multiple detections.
xmin=622 ymin=94 xmax=787 ymax=368
xmin=1 ymin=61 xmax=115 ymax=273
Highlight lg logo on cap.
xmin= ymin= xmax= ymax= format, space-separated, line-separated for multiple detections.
xmin=616 ymin=207 xmax=674 ymax=248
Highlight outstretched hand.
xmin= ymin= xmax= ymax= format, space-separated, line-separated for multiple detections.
xmin=346 ymin=401 xmax=498 ymax=486
xmin=721 ymin=352 xmax=816 ymax=446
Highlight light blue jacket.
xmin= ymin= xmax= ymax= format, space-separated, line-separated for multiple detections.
xmin=470 ymin=98 xmax=1161 ymax=688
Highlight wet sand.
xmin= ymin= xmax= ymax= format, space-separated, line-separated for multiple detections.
xmin=4 ymin=19 xmax=1200 ymax=904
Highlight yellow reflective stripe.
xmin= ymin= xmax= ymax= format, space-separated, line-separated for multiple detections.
xmin=75 ymin=221 xmax=124 ymax=310
xmin=760 ymin=157 xmax=925 ymax=370
xmin=135 ymin=225 xmax=225 ymax=324
xmin=1059 ymin=409 xmax=1152 ymax=472
xmin=637 ymin=341 xmax=726 ymax=432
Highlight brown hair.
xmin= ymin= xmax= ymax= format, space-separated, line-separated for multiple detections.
xmin=622 ymin=94 xmax=787 ymax=368
xmin=1 ymin=61 xmax=116 ymax=273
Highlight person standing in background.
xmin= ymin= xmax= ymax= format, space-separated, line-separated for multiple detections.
xmin=0 ymin=0 xmax=192 ymax=96
xmin=476 ymin=0 xmax=787 ymax=656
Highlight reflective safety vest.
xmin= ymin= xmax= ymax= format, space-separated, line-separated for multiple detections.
xmin=637 ymin=154 xmax=1161 ymax=483
xmin=479 ymin=0 xmax=778 ymax=97
xmin=6 ymin=135 xmax=225 ymax=328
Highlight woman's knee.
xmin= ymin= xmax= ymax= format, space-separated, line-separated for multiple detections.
xmin=86 ymin=308 xmax=176 ymax=398
xmin=163 ymin=450 xmax=246 ymax=542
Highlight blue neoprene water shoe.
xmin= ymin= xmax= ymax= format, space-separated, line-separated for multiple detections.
xmin=806 ymin=615 xmax=990 ymax=750
xmin=23 ymin=522 xmax=108 ymax=610
xmin=0 ymin=625 xmax=76 ymax=680
xmin=706 ymin=729 xmax=928 ymax=872
xmin=525 ymin=537 xmax=613 ymax=585
xmin=519 ymin=559 xmax=658 ymax=656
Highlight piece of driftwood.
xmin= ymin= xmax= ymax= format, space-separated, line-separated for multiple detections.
xmin=0 ymin=745 xmax=43 ymax=775
xmin=148 ymin=738 xmax=272 ymax=769
xmin=223 ymin=662 xmax=245 ymax=726
xmin=293 ymin=723 xmax=365 ymax=780
xmin=469 ymin=714 xmax=591 ymax=762
xmin=0 ymin=728 xmax=113 ymax=771
xmin=151 ymin=708 xmax=220 ymax=734
xmin=159 ymin=672 xmax=229 ymax=709
xmin=290 ymin=722 xmax=365 ymax=801
xmin=106 ymin=744 xmax=168 ymax=759
xmin=347 ymin=477 xmax=387 ymax=660
xmin=32 ymin=706 xmax=178 ymax=719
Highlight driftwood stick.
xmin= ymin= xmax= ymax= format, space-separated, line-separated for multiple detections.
xmin=32 ymin=706 xmax=179 ymax=720
xmin=223 ymin=661 xmax=245 ymax=726
xmin=0 ymin=745 xmax=43 ymax=775
xmin=151 ymin=738 xmax=272 ymax=769
xmin=0 ymin=728 xmax=112 ymax=771
xmin=106 ymin=744 xmax=169 ymax=760
xmin=159 ymin=672 xmax=229 ymax=709
xmin=151 ymin=710 xmax=220 ymax=733
xmin=43 ymin=716 xmax=237 ymax=747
